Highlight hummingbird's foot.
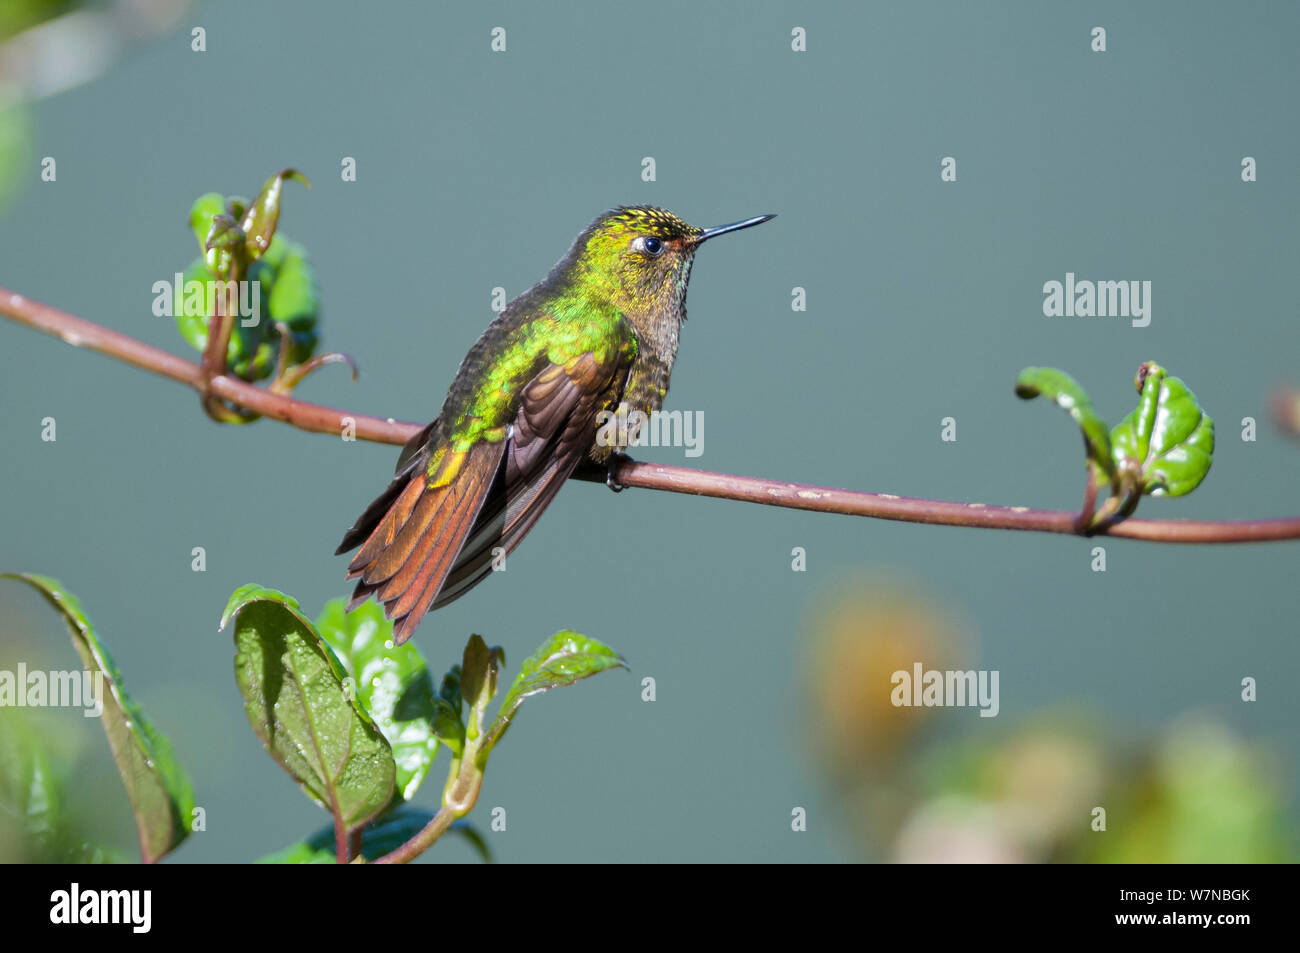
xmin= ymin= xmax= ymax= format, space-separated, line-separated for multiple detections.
xmin=606 ymin=452 xmax=630 ymax=493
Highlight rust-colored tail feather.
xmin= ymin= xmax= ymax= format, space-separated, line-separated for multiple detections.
xmin=341 ymin=438 xmax=505 ymax=644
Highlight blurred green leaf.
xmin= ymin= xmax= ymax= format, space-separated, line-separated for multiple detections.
xmin=173 ymin=257 xmax=213 ymax=353
xmin=0 ymin=1 xmax=76 ymax=42
xmin=483 ymin=630 xmax=626 ymax=755
xmin=173 ymin=257 xmax=275 ymax=381
xmin=1088 ymin=722 xmax=1287 ymax=863
xmin=314 ymin=600 xmax=439 ymax=803
xmin=0 ymin=707 xmax=61 ymax=850
xmin=222 ymin=585 xmax=395 ymax=833
xmin=187 ymin=192 xmax=226 ymax=254
xmin=1015 ymin=366 xmax=1115 ymax=480
xmin=1 ymin=573 xmax=195 ymax=863
xmin=173 ymin=237 xmax=320 ymax=382
xmin=174 ymin=258 xmax=268 ymax=362
xmin=1111 ymin=363 xmax=1214 ymax=496
xmin=0 ymin=86 xmax=32 ymax=215
xmin=177 ymin=174 xmax=323 ymax=381
xmin=0 ymin=708 xmax=129 ymax=863
xmin=266 ymin=238 xmax=320 ymax=362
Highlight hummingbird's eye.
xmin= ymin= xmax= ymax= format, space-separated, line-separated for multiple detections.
xmin=638 ymin=236 xmax=663 ymax=257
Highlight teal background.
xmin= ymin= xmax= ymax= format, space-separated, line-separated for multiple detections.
xmin=1 ymin=0 xmax=1297 ymax=861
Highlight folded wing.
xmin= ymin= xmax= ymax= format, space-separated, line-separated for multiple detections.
xmin=337 ymin=349 xmax=627 ymax=643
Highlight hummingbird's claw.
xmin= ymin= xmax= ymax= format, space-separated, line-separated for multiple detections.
xmin=606 ymin=452 xmax=629 ymax=493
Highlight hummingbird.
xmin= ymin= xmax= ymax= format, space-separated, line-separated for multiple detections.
xmin=336 ymin=205 xmax=774 ymax=643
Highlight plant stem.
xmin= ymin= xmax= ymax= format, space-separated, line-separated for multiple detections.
xmin=0 ymin=285 xmax=406 ymax=440
xmin=4 ymin=284 xmax=1300 ymax=544
xmin=334 ymin=810 xmax=349 ymax=865
xmin=197 ymin=277 xmax=235 ymax=418
xmin=371 ymin=806 xmax=457 ymax=865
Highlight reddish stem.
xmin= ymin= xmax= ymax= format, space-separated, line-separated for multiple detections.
xmin=3 ymin=284 xmax=1299 ymax=545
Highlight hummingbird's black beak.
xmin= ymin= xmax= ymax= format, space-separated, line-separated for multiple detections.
xmin=694 ymin=214 xmax=776 ymax=244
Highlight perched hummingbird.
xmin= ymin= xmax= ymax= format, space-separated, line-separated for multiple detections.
xmin=336 ymin=205 xmax=774 ymax=643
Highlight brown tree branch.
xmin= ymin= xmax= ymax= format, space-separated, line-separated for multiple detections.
xmin=4 ymin=283 xmax=1299 ymax=544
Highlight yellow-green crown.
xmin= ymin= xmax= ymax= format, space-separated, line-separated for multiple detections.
xmin=596 ymin=206 xmax=702 ymax=241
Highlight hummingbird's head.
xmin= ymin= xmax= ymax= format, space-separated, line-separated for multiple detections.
xmin=572 ymin=206 xmax=774 ymax=322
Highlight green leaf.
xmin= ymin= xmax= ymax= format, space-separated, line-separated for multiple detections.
xmin=240 ymin=168 xmax=310 ymax=262
xmin=187 ymin=192 xmax=226 ymax=254
xmin=222 ymin=585 xmax=395 ymax=833
xmin=461 ymin=636 xmax=505 ymax=748
xmin=314 ymin=600 xmax=439 ymax=803
xmin=0 ymin=87 xmax=32 ymax=215
xmin=1015 ymin=366 xmax=1116 ymax=480
xmin=256 ymin=806 xmax=492 ymax=864
xmin=1110 ymin=362 xmax=1215 ymax=496
xmin=0 ymin=709 xmax=131 ymax=863
xmin=0 ymin=707 xmax=61 ymax=850
xmin=1 ymin=574 xmax=195 ymax=863
xmin=431 ymin=665 xmax=466 ymax=758
xmin=446 ymin=820 xmax=493 ymax=863
xmin=266 ymin=239 xmax=321 ymax=363
xmin=257 ymin=805 xmax=429 ymax=864
xmin=266 ymin=239 xmax=318 ymax=326
xmin=174 ymin=256 xmax=280 ymax=382
xmin=177 ymin=173 xmax=320 ymax=381
xmin=438 ymin=666 xmax=463 ymax=709
xmin=483 ymin=631 xmax=627 ymax=754
xmin=173 ymin=257 xmax=214 ymax=353
xmin=174 ymin=237 xmax=318 ymax=381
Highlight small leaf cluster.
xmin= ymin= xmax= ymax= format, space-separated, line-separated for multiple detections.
xmin=0 ymin=576 xmax=625 ymax=864
xmin=174 ymin=170 xmax=320 ymax=382
xmin=222 ymin=586 xmax=625 ymax=862
xmin=1016 ymin=362 xmax=1214 ymax=529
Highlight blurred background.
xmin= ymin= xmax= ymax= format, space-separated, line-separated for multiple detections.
xmin=1 ymin=0 xmax=1296 ymax=862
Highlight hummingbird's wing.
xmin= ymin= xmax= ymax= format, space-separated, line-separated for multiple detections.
xmin=337 ymin=349 xmax=629 ymax=644
xmin=430 ymin=352 xmax=628 ymax=609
